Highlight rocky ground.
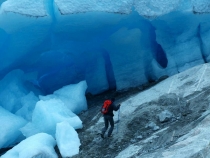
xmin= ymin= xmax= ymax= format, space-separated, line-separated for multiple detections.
xmin=70 ymin=83 xmax=210 ymax=158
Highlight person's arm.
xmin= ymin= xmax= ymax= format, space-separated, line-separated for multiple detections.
xmin=113 ymin=103 xmax=121 ymax=111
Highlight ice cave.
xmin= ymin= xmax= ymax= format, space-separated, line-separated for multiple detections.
xmin=1 ymin=0 xmax=210 ymax=157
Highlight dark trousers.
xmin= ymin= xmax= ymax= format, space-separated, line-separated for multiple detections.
xmin=102 ymin=115 xmax=114 ymax=136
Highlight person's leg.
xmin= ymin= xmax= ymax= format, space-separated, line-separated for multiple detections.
xmin=101 ymin=116 xmax=109 ymax=138
xmin=107 ymin=116 xmax=114 ymax=137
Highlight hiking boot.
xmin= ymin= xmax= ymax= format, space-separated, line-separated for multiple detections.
xmin=100 ymin=133 xmax=104 ymax=139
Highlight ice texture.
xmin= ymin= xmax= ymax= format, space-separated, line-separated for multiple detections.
xmin=199 ymin=22 xmax=210 ymax=62
xmin=0 ymin=1 xmax=210 ymax=94
xmin=0 ymin=106 xmax=27 ymax=148
xmin=1 ymin=133 xmax=57 ymax=158
xmin=54 ymin=0 xmax=133 ymax=14
xmin=15 ymin=92 xmax=39 ymax=121
xmin=20 ymin=99 xmax=83 ymax=137
xmin=56 ymin=121 xmax=81 ymax=157
xmin=104 ymin=27 xmax=148 ymax=90
xmin=192 ymin=0 xmax=210 ymax=13
xmin=39 ymin=81 xmax=87 ymax=114
xmin=1 ymin=1 xmax=210 ymax=157
xmin=134 ymin=0 xmax=180 ymax=17
xmin=0 ymin=70 xmax=28 ymax=113
xmin=0 ymin=0 xmax=47 ymax=17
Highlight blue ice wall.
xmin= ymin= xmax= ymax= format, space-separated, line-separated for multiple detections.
xmin=0 ymin=0 xmax=210 ymax=95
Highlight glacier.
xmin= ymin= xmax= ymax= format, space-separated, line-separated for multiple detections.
xmin=1 ymin=0 xmax=210 ymax=95
xmin=1 ymin=0 xmax=210 ymax=157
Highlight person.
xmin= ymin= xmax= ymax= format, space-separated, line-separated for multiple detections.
xmin=101 ymin=98 xmax=121 ymax=138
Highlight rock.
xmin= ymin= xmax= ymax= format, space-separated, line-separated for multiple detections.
xmin=130 ymin=139 xmax=136 ymax=143
xmin=137 ymin=135 xmax=143 ymax=139
xmin=158 ymin=93 xmax=178 ymax=106
xmin=109 ymin=145 xmax=115 ymax=149
xmin=146 ymin=121 xmax=160 ymax=131
xmin=158 ymin=110 xmax=173 ymax=122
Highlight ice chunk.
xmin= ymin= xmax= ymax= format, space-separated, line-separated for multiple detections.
xmin=0 ymin=106 xmax=27 ymax=148
xmin=1 ymin=133 xmax=57 ymax=158
xmin=15 ymin=92 xmax=39 ymax=121
xmin=56 ymin=122 xmax=81 ymax=157
xmin=40 ymin=81 xmax=87 ymax=114
xmin=21 ymin=99 xmax=83 ymax=137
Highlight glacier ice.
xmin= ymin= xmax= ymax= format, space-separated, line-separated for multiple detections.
xmin=1 ymin=133 xmax=57 ymax=158
xmin=134 ymin=0 xmax=180 ymax=17
xmin=199 ymin=22 xmax=210 ymax=62
xmin=39 ymin=80 xmax=88 ymax=114
xmin=1 ymin=1 xmax=210 ymax=156
xmin=56 ymin=121 xmax=81 ymax=157
xmin=15 ymin=91 xmax=39 ymax=121
xmin=0 ymin=69 xmax=86 ymax=157
xmin=20 ymin=98 xmax=83 ymax=137
xmin=0 ymin=0 xmax=47 ymax=17
xmin=0 ymin=70 xmax=28 ymax=113
xmin=54 ymin=0 xmax=133 ymax=14
xmin=104 ymin=27 xmax=148 ymax=89
xmin=152 ymin=11 xmax=205 ymax=72
xmin=1 ymin=1 xmax=210 ymax=94
xmin=0 ymin=106 xmax=27 ymax=149
xmin=192 ymin=0 xmax=210 ymax=13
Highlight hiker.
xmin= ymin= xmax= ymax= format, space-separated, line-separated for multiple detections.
xmin=101 ymin=98 xmax=121 ymax=138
